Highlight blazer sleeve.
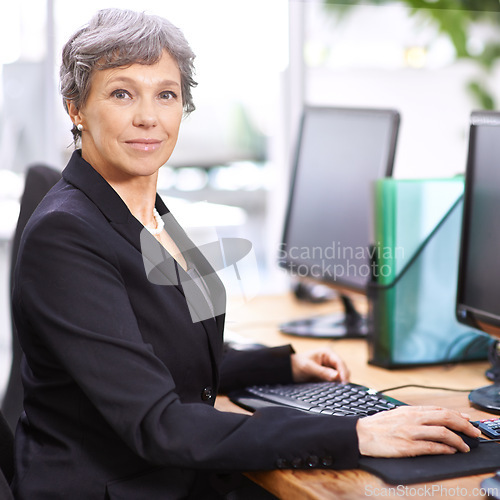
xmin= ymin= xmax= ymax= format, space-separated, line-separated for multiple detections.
xmin=219 ymin=345 xmax=294 ymax=393
xmin=15 ymin=210 xmax=360 ymax=472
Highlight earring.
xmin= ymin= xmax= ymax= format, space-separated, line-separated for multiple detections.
xmin=77 ymin=124 xmax=83 ymax=132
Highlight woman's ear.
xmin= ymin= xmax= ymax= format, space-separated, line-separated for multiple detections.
xmin=66 ymin=100 xmax=82 ymax=129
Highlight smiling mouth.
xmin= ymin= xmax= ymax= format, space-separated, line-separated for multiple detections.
xmin=125 ymin=139 xmax=162 ymax=152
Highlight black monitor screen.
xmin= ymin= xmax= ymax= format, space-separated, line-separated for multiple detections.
xmin=279 ymin=106 xmax=400 ymax=292
xmin=457 ymin=111 xmax=500 ymax=335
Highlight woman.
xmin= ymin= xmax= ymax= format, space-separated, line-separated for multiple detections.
xmin=11 ymin=8 xmax=479 ymax=500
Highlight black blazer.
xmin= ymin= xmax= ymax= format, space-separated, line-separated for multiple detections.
xmin=3 ymin=165 xmax=61 ymax=433
xmin=11 ymin=151 xmax=360 ymax=499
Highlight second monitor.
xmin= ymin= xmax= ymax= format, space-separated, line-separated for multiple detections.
xmin=278 ymin=106 xmax=400 ymax=338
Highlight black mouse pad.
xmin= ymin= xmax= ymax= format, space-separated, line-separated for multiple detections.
xmin=359 ymin=442 xmax=500 ymax=485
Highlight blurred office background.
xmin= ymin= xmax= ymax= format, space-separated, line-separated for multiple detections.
xmin=1 ymin=0 xmax=500 ymax=395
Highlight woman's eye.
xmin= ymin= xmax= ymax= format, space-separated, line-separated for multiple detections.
xmin=159 ymin=91 xmax=177 ymax=100
xmin=112 ymin=90 xmax=130 ymax=99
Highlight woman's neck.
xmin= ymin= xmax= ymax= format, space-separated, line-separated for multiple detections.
xmin=80 ymin=149 xmax=160 ymax=227
xmin=112 ymin=176 xmax=159 ymax=228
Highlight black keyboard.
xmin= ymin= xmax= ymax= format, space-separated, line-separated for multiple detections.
xmin=230 ymin=381 xmax=405 ymax=417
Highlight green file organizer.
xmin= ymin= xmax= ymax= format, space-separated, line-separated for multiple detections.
xmin=368 ymin=178 xmax=490 ymax=367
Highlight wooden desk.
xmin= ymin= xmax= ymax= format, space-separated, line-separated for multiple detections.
xmin=217 ymin=293 xmax=498 ymax=500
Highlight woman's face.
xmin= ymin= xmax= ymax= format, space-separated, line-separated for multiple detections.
xmin=68 ymin=50 xmax=183 ymax=182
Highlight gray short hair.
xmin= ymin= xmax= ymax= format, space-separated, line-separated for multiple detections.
xmin=60 ymin=8 xmax=197 ymax=142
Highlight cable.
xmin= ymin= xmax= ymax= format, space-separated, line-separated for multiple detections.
xmin=376 ymin=384 xmax=476 ymax=394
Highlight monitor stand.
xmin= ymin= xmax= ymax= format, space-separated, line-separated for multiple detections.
xmin=486 ymin=340 xmax=500 ymax=382
xmin=468 ymin=342 xmax=500 ymax=413
xmin=279 ymin=295 xmax=368 ymax=339
xmin=469 ymin=384 xmax=500 ymax=414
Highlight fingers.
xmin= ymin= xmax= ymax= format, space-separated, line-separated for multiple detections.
xmin=408 ymin=406 xmax=480 ymax=439
xmin=306 ymin=361 xmax=340 ymax=382
xmin=412 ymin=424 xmax=471 ymax=453
xmin=395 ymin=439 xmax=457 ymax=457
xmin=291 ymin=348 xmax=350 ymax=383
xmin=356 ymin=406 xmax=481 ymax=458
xmin=320 ymin=350 xmax=350 ymax=382
xmin=291 ymin=354 xmax=337 ymax=383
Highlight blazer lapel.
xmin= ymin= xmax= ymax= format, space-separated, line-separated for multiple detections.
xmin=62 ymin=151 xmax=225 ymax=367
xmin=63 ymin=151 xmax=143 ymax=252
xmin=154 ymin=195 xmax=226 ymax=367
xmin=62 ymin=151 xmax=180 ymax=287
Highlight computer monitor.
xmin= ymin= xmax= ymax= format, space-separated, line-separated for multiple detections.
xmin=457 ymin=110 xmax=500 ymax=413
xmin=279 ymin=106 xmax=400 ymax=338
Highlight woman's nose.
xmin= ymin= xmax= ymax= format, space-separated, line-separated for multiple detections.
xmin=132 ymin=101 xmax=158 ymax=128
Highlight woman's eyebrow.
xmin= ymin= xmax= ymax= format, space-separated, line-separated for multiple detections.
xmin=105 ymin=76 xmax=181 ymax=89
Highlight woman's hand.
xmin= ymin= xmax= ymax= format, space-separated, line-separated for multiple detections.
xmin=291 ymin=348 xmax=350 ymax=383
xmin=356 ymin=406 xmax=481 ymax=457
